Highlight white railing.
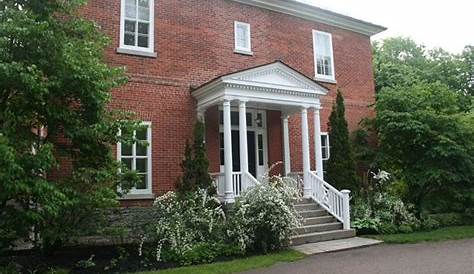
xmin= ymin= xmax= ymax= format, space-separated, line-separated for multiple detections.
xmin=211 ymin=171 xmax=259 ymax=198
xmin=308 ymin=171 xmax=351 ymax=230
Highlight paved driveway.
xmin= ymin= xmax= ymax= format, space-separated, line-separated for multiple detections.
xmin=243 ymin=239 xmax=474 ymax=274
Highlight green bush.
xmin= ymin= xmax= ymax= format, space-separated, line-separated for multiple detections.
xmin=420 ymin=216 xmax=440 ymax=231
xmin=428 ymin=213 xmax=464 ymax=227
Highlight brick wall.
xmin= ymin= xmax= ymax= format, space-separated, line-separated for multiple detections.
xmin=79 ymin=0 xmax=376 ymax=200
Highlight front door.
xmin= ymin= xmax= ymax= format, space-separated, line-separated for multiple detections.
xmin=230 ymin=130 xmax=257 ymax=178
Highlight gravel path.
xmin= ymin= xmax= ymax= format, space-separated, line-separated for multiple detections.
xmin=243 ymin=239 xmax=474 ymax=274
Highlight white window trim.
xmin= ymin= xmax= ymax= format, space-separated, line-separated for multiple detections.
xmin=118 ymin=0 xmax=156 ymax=57
xmin=234 ymin=21 xmax=253 ymax=55
xmin=321 ymin=132 xmax=330 ymax=161
xmin=312 ymin=30 xmax=335 ymax=82
xmin=117 ymin=121 xmax=153 ymax=195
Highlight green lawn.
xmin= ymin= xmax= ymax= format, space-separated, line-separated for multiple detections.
xmin=133 ymin=249 xmax=305 ymax=274
xmin=366 ymin=225 xmax=474 ymax=244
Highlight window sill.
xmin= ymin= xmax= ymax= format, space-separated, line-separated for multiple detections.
xmin=118 ymin=193 xmax=156 ymax=200
xmin=234 ymin=49 xmax=254 ymax=56
xmin=116 ymin=47 xmax=157 ymax=58
xmin=315 ymin=77 xmax=337 ymax=84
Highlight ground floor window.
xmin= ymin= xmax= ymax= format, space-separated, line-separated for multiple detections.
xmin=117 ymin=122 xmax=152 ymax=194
xmin=321 ymin=132 xmax=330 ymax=160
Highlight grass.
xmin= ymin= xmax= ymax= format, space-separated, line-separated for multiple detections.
xmin=365 ymin=225 xmax=474 ymax=244
xmin=133 ymin=249 xmax=305 ymax=274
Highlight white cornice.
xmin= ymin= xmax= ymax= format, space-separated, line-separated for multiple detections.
xmin=231 ymin=0 xmax=387 ymax=36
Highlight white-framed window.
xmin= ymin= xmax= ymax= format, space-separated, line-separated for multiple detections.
xmin=313 ymin=30 xmax=335 ymax=81
xmin=117 ymin=122 xmax=152 ymax=194
xmin=321 ymin=132 xmax=330 ymax=161
xmin=119 ymin=0 xmax=155 ymax=54
xmin=234 ymin=21 xmax=252 ymax=54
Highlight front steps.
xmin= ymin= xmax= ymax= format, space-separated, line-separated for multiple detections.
xmin=291 ymin=199 xmax=356 ymax=246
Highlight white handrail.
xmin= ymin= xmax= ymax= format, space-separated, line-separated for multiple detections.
xmin=307 ymin=171 xmax=351 ymax=230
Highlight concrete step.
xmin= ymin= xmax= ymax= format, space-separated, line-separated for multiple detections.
xmin=303 ymin=216 xmax=337 ymax=225
xmin=295 ymin=203 xmax=321 ymax=212
xmin=296 ymin=222 xmax=343 ymax=235
xmin=294 ymin=198 xmax=313 ymax=205
xmin=298 ymin=209 xmax=328 ymax=218
xmin=291 ymin=229 xmax=356 ymax=246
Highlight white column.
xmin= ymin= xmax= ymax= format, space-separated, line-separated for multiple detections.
xmin=301 ymin=107 xmax=311 ymax=198
xmin=223 ymin=100 xmax=234 ymax=203
xmin=239 ymin=101 xmax=249 ymax=190
xmin=313 ymin=108 xmax=324 ymax=179
xmin=282 ymin=115 xmax=291 ymax=176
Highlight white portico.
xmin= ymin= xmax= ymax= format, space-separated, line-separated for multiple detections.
xmin=193 ymin=61 xmax=328 ymax=198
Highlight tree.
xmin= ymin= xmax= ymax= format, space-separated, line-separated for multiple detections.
xmin=177 ymin=121 xmax=214 ymax=195
xmin=325 ymin=90 xmax=358 ymax=191
xmin=0 ymin=0 xmax=139 ymax=252
xmin=376 ymin=82 xmax=474 ymax=213
xmin=373 ymin=37 xmax=473 ymax=97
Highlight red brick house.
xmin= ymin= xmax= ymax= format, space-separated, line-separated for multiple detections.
xmin=81 ymin=0 xmax=385 ymax=232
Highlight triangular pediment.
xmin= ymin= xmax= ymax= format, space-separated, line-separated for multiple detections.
xmin=221 ymin=61 xmax=328 ymax=95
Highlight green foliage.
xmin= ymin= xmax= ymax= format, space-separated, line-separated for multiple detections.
xmin=176 ymin=121 xmax=214 ymax=195
xmin=373 ymin=37 xmax=473 ymax=96
xmin=376 ymin=82 xmax=474 ymax=213
xmin=367 ymin=226 xmax=474 ymax=244
xmin=0 ymin=0 xmax=140 ymax=252
xmin=325 ymin=90 xmax=358 ymax=191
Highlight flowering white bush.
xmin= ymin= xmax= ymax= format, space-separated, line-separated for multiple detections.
xmin=228 ymin=171 xmax=302 ymax=252
xmin=143 ymin=190 xmax=226 ymax=264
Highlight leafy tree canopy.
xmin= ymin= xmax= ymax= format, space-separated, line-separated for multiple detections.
xmin=373 ymin=37 xmax=473 ymax=97
xmin=0 ymin=0 xmax=139 ymax=252
xmin=376 ymin=82 xmax=474 ymax=213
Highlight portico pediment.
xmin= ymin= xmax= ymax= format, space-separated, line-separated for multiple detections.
xmin=193 ymin=61 xmax=328 ymax=111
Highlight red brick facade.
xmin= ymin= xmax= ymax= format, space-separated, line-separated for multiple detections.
xmin=79 ymin=0 xmax=377 ymax=204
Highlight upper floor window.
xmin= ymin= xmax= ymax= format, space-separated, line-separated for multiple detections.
xmin=321 ymin=132 xmax=330 ymax=160
xmin=234 ymin=21 xmax=252 ymax=55
xmin=119 ymin=0 xmax=155 ymax=56
xmin=118 ymin=122 xmax=152 ymax=195
xmin=313 ymin=30 xmax=335 ymax=81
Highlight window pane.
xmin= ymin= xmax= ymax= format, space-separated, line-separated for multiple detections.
xmin=138 ymin=0 xmax=149 ymax=7
xmin=121 ymin=143 xmax=132 ymax=156
xmin=125 ymin=20 xmax=136 ymax=33
xmin=258 ymin=135 xmax=263 ymax=149
xmin=136 ymin=158 xmax=148 ymax=173
xmin=256 ymin=113 xmax=263 ymax=127
xmin=219 ymin=111 xmax=223 ymax=125
xmin=136 ymin=174 xmax=147 ymax=189
xmin=138 ymin=6 xmax=150 ymax=21
xmin=236 ymin=24 xmax=248 ymax=49
xmin=219 ymin=133 xmax=224 ymax=149
xmin=136 ymin=127 xmax=147 ymax=141
xmin=124 ymin=33 xmax=135 ymax=46
xmin=258 ymin=150 xmax=264 ymax=165
xmin=121 ymin=158 xmax=132 ymax=170
xmin=136 ymin=143 xmax=147 ymax=156
xmin=125 ymin=0 xmax=137 ymax=18
xmin=231 ymin=111 xmax=239 ymax=126
xmin=137 ymin=35 xmax=149 ymax=48
xmin=138 ymin=22 xmax=149 ymax=35
xmin=246 ymin=113 xmax=252 ymax=126
xmin=220 ymin=149 xmax=224 ymax=166
xmin=316 ymin=33 xmax=331 ymax=57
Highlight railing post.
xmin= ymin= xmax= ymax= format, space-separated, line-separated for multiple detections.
xmin=341 ymin=189 xmax=351 ymax=230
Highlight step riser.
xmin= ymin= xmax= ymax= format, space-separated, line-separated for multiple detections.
xmin=296 ymin=223 xmax=342 ymax=235
xmin=299 ymin=210 xmax=327 ymax=218
xmin=294 ymin=199 xmax=313 ymax=205
xmin=295 ymin=204 xmax=321 ymax=211
xmin=291 ymin=230 xmax=356 ymax=246
xmin=304 ymin=216 xmax=336 ymax=225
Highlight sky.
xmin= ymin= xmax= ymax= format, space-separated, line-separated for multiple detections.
xmin=298 ymin=0 xmax=473 ymax=53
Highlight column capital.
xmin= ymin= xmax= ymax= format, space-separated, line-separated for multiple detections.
xmin=238 ymin=99 xmax=249 ymax=104
xmin=223 ymin=100 xmax=231 ymax=106
xmin=300 ymin=106 xmax=309 ymax=113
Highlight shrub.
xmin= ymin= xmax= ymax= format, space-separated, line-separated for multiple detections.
xmin=143 ymin=190 xmax=226 ymax=265
xmin=428 ymin=213 xmax=464 ymax=227
xmin=420 ymin=216 xmax=441 ymax=231
xmin=227 ymin=174 xmax=302 ymax=253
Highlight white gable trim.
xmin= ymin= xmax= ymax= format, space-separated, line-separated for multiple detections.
xmin=193 ymin=62 xmax=327 ymax=111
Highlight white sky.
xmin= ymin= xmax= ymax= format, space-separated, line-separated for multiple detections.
xmin=298 ymin=0 xmax=474 ymax=53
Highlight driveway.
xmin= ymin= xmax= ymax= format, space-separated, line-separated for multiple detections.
xmin=243 ymin=239 xmax=474 ymax=274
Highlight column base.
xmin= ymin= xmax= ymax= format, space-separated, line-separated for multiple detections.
xmin=224 ymin=192 xmax=235 ymax=204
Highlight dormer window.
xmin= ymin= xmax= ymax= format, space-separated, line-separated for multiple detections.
xmin=118 ymin=0 xmax=156 ymax=57
xmin=234 ymin=21 xmax=252 ymax=55
xmin=313 ymin=30 xmax=335 ymax=81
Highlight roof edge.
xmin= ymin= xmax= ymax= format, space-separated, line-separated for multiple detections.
xmin=231 ymin=0 xmax=387 ymax=36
